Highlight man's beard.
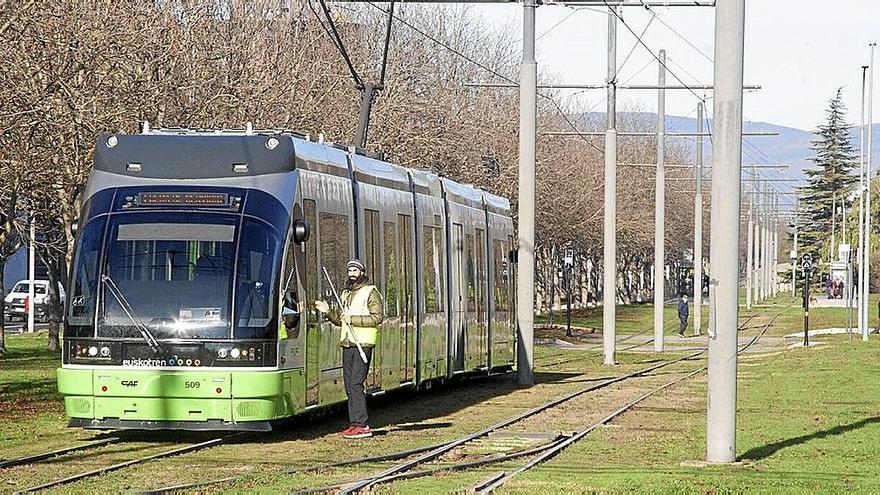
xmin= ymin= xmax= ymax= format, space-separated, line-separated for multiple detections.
xmin=345 ymin=275 xmax=362 ymax=290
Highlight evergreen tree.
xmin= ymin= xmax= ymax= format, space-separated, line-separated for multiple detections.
xmin=798 ymin=89 xmax=858 ymax=265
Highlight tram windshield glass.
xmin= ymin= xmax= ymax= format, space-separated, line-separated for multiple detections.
xmin=82 ymin=212 xmax=281 ymax=340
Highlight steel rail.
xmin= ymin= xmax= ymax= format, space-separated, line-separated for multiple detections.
xmin=539 ymin=313 xmax=758 ymax=367
xmin=336 ymin=349 xmax=707 ymax=494
xmin=473 ymin=367 xmax=706 ymax=494
xmin=473 ymin=312 xmax=780 ymax=493
xmin=291 ymin=437 xmax=571 ymax=495
xmin=0 ymin=438 xmax=120 ymax=469
xmin=145 ymin=313 xmax=769 ymax=495
xmin=14 ymin=433 xmax=246 ymax=494
xmin=138 ymin=440 xmax=455 ymax=495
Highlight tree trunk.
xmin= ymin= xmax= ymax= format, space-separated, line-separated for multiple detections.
xmin=46 ymin=257 xmax=62 ymax=351
xmin=0 ymin=261 xmax=6 ymax=355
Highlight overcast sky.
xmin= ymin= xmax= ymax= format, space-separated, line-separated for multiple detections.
xmin=469 ymin=1 xmax=879 ymax=132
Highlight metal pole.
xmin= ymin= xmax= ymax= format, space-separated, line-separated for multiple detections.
xmin=753 ymin=165 xmax=761 ymax=306
xmin=516 ymin=0 xmax=536 ymax=385
xmin=859 ymin=65 xmax=868 ymax=338
xmin=757 ymin=184 xmax=764 ymax=301
xmin=792 ymin=207 xmax=798 ymax=298
xmin=603 ymin=5 xmax=618 ymax=365
xmin=694 ymin=101 xmax=704 ymax=334
xmin=27 ymin=216 xmax=35 ymax=333
xmin=770 ymin=195 xmax=779 ymax=297
xmin=865 ymin=42 xmax=875 ymax=342
xmin=354 ymin=82 xmax=376 ymax=148
xmin=654 ymin=49 xmax=667 ymax=351
xmin=746 ymin=176 xmax=754 ymax=310
xmin=804 ymin=265 xmax=811 ymax=347
xmin=764 ymin=187 xmax=771 ymax=299
xmin=706 ymin=0 xmax=745 ymax=464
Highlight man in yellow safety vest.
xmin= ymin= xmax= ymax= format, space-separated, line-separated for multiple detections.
xmin=314 ymin=259 xmax=384 ymax=439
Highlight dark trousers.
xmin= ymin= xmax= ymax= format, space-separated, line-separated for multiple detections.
xmin=678 ymin=318 xmax=688 ymax=334
xmin=342 ymin=346 xmax=373 ymax=426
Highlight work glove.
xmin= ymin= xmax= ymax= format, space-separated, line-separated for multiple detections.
xmin=314 ymin=300 xmax=330 ymax=313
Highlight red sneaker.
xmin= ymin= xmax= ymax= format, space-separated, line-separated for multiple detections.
xmin=342 ymin=425 xmax=373 ymax=439
xmin=339 ymin=425 xmax=356 ymax=437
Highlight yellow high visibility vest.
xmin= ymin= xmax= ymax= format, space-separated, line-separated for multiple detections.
xmin=341 ymin=285 xmax=379 ymax=346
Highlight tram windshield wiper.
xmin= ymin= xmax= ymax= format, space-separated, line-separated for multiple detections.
xmin=101 ymin=274 xmax=164 ymax=355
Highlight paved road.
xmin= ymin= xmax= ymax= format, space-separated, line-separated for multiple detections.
xmin=2 ymin=322 xmax=51 ymax=333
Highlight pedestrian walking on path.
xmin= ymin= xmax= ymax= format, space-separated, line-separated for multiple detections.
xmin=678 ymin=295 xmax=689 ymax=337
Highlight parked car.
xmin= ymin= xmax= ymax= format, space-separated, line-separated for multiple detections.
xmin=3 ymin=280 xmax=65 ymax=323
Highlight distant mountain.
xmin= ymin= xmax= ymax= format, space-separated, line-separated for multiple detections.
xmin=581 ymin=112 xmax=880 ymax=186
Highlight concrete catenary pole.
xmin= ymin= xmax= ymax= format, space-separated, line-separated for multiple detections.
xmin=516 ymin=0 xmax=537 ymax=385
xmin=757 ymin=184 xmax=765 ymax=301
xmin=654 ymin=49 xmax=667 ymax=352
xmin=763 ymin=186 xmax=770 ymax=299
xmin=858 ymin=65 xmax=868 ymax=337
xmin=694 ymin=101 xmax=705 ymax=333
xmin=746 ymin=172 xmax=754 ymax=310
xmin=770 ymin=194 xmax=779 ymax=297
xmin=864 ymin=42 xmax=876 ymax=342
xmin=603 ymin=5 xmax=618 ymax=365
xmin=706 ymin=0 xmax=745 ymax=464
xmin=792 ymin=211 xmax=798 ymax=297
xmin=753 ymin=165 xmax=761 ymax=306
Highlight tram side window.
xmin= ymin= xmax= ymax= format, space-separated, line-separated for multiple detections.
xmin=68 ymin=218 xmax=106 ymax=328
xmin=383 ymin=221 xmax=398 ymax=317
xmin=235 ymin=219 xmax=281 ymax=337
xmin=399 ymin=214 xmax=414 ymax=323
xmin=493 ymin=239 xmax=508 ymax=312
xmin=423 ymin=225 xmax=444 ymax=312
xmin=466 ymin=233 xmax=476 ymax=313
xmin=363 ymin=209 xmax=380 ymax=283
xmin=319 ymin=212 xmax=350 ymax=295
xmin=476 ymin=228 xmax=486 ymax=321
xmin=304 ymin=200 xmax=318 ymax=325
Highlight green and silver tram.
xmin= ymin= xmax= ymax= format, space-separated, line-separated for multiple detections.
xmin=59 ymin=128 xmax=516 ymax=431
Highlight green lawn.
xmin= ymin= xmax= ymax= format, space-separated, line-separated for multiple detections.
xmin=499 ymin=336 xmax=880 ymax=494
xmin=3 ymin=299 xmax=880 ymax=493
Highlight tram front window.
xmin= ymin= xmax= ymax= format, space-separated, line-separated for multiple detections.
xmin=99 ymin=214 xmax=240 ymax=339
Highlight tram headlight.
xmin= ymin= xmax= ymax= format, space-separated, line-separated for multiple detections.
xmin=217 ymin=348 xmax=228 ymax=359
xmin=100 ymin=346 xmax=110 ymax=357
xmin=266 ymin=137 xmax=279 ymax=150
xmin=106 ymin=135 xmax=118 ymax=148
xmin=230 ymin=348 xmax=241 ymax=359
xmin=88 ymin=346 xmax=98 ymax=357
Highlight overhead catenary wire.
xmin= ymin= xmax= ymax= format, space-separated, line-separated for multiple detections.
xmin=603 ymin=1 xmax=704 ymax=103
xmin=363 ymin=1 xmax=605 ymax=153
xmin=314 ymin=0 xmax=365 ymax=89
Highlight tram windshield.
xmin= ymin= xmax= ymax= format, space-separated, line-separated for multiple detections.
xmin=71 ymin=212 xmax=282 ymax=340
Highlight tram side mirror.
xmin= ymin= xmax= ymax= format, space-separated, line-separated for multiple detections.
xmin=508 ymin=249 xmax=518 ymax=263
xmin=71 ymin=219 xmax=80 ymax=236
xmin=293 ymin=219 xmax=310 ymax=244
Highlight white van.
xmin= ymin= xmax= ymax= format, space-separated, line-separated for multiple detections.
xmin=3 ymin=280 xmax=66 ymax=323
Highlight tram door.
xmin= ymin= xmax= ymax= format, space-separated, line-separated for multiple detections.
xmin=303 ymin=199 xmax=319 ymax=406
xmin=363 ymin=209 xmax=382 ymax=392
xmin=451 ymin=223 xmax=465 ymax=371
xmin=475 ymin=228 xmax=487 ymax=368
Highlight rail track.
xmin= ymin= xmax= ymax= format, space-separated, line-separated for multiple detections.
xmin=48 ymin=315 xmax=778 ymax=494
xmin=323 ymin=312 xmax=777 ymax=494
xmin=6 ymin=433 xmax=248 ymax=494
xmin=0 ymin=437 xmax=120 ymax=469
xmin=536 ymin=313 xmax=759 ymax=368
xmin=145 ymin=348 xmax=710 ymax=494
